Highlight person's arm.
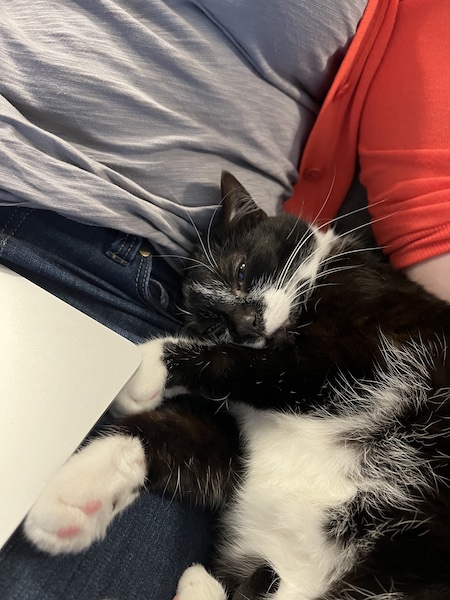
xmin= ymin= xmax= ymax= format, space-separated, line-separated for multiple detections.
xmin=358 ymin=0 xmax=450 ymax=299
xmin=405 ymin=254 xmax=450 ymax=304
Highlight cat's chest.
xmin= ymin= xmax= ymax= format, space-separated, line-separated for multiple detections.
xmin=233 ymin=406 xmax=358 ymax=505
xmin=227 ymin=406 xmax=360 ymax=591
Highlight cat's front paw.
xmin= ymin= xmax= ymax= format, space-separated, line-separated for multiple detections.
xmin=112 ymin=338 xmax=169 ymax=416
xmin=175 ymin=565 xmax=227 ymax=600
xmin=24 ymin=434 xmax=146 ymax=555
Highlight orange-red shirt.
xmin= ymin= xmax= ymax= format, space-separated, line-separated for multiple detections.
xmin=285 ymin=0 xmax=450 ymax=270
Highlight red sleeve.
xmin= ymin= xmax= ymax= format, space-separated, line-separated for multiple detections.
xmin=359 ymin=0 xmax=450 ymax=269
xmin=284 ymin=0 xmax=398 ymax=227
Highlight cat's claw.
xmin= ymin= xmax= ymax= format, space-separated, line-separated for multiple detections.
xmin=112 ymin=337 xmax=169 ymax=416
xmin=176 ymin=565 xmax=227 ymax=600
xmin=24 ymin=435 xmax=146 ymax=555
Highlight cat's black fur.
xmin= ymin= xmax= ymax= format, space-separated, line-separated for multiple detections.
xmin=121 ymin=173 xmax=450 ymax=599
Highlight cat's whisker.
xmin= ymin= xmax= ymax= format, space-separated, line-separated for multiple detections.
xmin=213 ymin=395 xmax=230 ymax=415
xmin=169 ymin=465 xmax=182 ymax=505
xmin=302 ymin=245 xmax=376 ymax=277
xmin=175 ymin=303 xmax=193 ymax=317
xmin=166 ymin=186 xmax=220 ymax=274
xmin=279 ymin=192 xmax=396 ymax=293
xmin=280 ymin=227 xmax=382 ymax=303
xmin=156 ymin=253 xmax=217 ymax=274
xmin=277 ymin=227 xmax=338 ymax=297
xmin=289 ymin=282 xmax=342 ymax=308
xmin=332 ymin=210 xmax=395 ymax=249
xmin=282 ymin=258 xmax=360 ymax=309
xmin=288 ymin=269 xmax=351 ymax=302
xmin=206 ymin=197 xmax=225 ymax=274
xmin=308 ymin=193 xmax=390 ymax=236
xmin=275 ymin=225 xmax=319 ymax=290
xmin=277 ymin=168 xmax=338 ymax=288
xmin=286 ymin=166 xmax=336 ymax=245
xmin=331 ymin=194 xmax=391 ymax=229
xmin=303 ymin=163 xmax=338 ymax=230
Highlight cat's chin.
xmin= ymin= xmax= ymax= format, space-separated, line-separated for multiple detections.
xmin=231 ymin=329 xmax=296 ymax=349
xmin=240 ymin=337 xmax=267 ymax=349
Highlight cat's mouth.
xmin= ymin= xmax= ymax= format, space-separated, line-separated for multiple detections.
xmin=233 ymin=321 xmax=296 ymax=348
xmin=196 ymin=313 xmax=297 ymax=347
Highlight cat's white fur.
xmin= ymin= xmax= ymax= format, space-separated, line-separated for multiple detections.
xmin=262 ymin=228 xmax=337 ymax=337
xmin=176 ymin=565 xmax=227 ymax=600
xmin=24 ymin=336 xmax=431 ymax=600
xmin=112 ymin=337 xmax=170 ymax=416
xmin=24 ymin=434 xmax=146 ymax=555
xmin=223 ymin=407 xmax=359 ymax=600
xmin=219 ymin=354 xmax=430 ymax=600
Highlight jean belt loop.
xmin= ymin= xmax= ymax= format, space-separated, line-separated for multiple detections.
xmin=106 ymin=233 xmax=147 ymax=266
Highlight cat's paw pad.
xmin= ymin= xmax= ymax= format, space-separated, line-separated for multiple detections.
xmin=24 ymin=435 xmax=146 ymax=555
xmin=175 ymin=565 xmax=227 ymax=600
xmin=112 ymin=338 xmax=169 ymax=416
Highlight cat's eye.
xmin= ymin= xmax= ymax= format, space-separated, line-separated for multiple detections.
xmin=204 ymin=322 xmax=224 ymax=336
xmin=237 ymin=262 xmax=246 ymax=288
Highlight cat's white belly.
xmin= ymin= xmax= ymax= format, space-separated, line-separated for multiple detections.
xmin=227 ymin=405 xmax=359 ymax=599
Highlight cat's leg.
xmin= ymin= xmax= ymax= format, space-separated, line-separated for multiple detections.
xmin=24 ymin=401 xmax=240 ymax=554
xmin=122 ymin=399 xmax=241 ymax=509
xmin=24 ymin=433 xmax=146 ymax=554
xmin=112 ymin=336 xmax=181 ymax=416
xmin=175 ymin=565 xmax=227 ymax=600
xmin=114 ymin=335 xmax=324 ymax=414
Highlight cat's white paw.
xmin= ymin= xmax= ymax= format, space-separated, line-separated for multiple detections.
xmin=24 ymin=434 xmax=146 ymax=555
xmin=175 ymin=565 xmax=227 ymax=600
xmin=112 ymin=337 xmax=169 ymax=416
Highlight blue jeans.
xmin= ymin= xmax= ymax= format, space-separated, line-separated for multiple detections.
xmin=0 ymin=207 xmax=213 ymax=600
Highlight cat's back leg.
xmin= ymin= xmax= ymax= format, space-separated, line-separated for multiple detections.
xmin=122 ymin=397 xmax=241 ymax=509
xmin=24 ymin=433 xmax=146 ymax=554
xmin=175 ymin=565 xmax=227 ymax=600
xmin=175 ymin=564 xmax=279 ymax=600
xmin=24 ymin=398 xmax=240 ymax=554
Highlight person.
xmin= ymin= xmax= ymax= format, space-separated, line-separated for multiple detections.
xmin=286 ymin=0 xmax=450 ymax=303
xmin=0 ymin=1 xmax=448 ymax=599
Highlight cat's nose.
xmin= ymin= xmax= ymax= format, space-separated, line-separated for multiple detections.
xmin=234 ymin=312 xmax=261 ymax=338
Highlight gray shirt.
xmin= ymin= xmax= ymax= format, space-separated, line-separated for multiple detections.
xmin=0 ymin=0 xmax=367 ymax=266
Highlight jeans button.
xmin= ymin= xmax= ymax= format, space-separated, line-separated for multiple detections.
xmin=138 ymin=240 xmax=152 ymax=257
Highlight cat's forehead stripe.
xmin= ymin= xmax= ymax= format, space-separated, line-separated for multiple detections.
xmin=191 ymin=281 xmax=235 ymax=304
xmin=262 ymin=227 xmax=338 ymax=337
xmin=262 ymin=288 xmax=292 ymax=337
xmin=294 ymin=227 xmax=338 ymax=284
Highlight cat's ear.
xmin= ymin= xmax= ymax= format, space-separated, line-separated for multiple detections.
xmin=221 ymin=171 xmax=267 ymax=230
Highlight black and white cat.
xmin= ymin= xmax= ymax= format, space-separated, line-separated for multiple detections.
xmin=24 ymin=173 xmax=450 ymax=599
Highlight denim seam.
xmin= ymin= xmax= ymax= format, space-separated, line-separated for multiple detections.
xmin=136 ymin=255 xmax=155 ymax=304
xmin=9 ymin=210 xmax=33 ymax=236
xmin=135 ymin=256 xmax=145 ymax=301
xmin=107 ymin=235 xmax=140 ymax=266
xmin=107 ymin=252 xmax=132 ymax=266
xmin=0 ymin=209 xmax=33 ymax=256
xmin=0 ymin=208 xmax=20 ymax=234
xmin=136 ymin=258 xmax=152 ymax=302
xmin=121 ymin=238 xmax=134 ymax=262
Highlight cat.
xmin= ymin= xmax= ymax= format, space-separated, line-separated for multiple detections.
xmin=24 ymin=172 xmax=450 ymax=600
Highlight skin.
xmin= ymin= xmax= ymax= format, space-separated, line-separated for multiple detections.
xmin=405 ymin=253 xmax=450 ymax=305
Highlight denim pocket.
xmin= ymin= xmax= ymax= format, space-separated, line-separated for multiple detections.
xmin=135 ymin=252 xmax=170 ymax=310
xmin=106 ymin=233 xmax=142 ymax=266
xmin=106 ymin=233 xmax=172 ymax=311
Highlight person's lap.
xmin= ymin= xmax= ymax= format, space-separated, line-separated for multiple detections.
xmin=0 ymin=207 xmax=213 ymax=600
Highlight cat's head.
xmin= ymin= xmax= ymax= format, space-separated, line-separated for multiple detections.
xmin=181 ymin=172 xmax=342 ymax=346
